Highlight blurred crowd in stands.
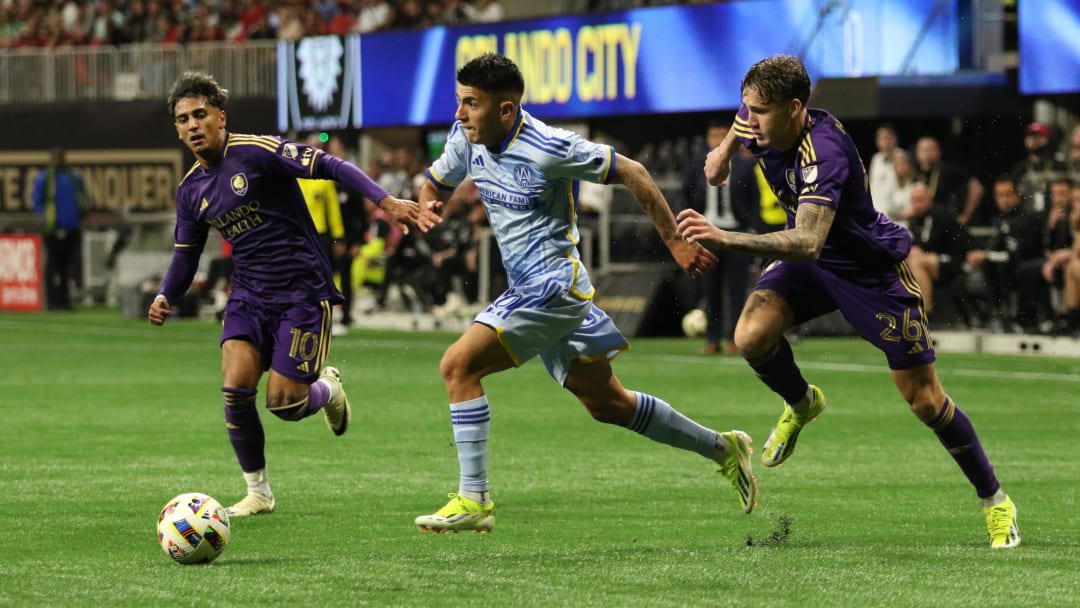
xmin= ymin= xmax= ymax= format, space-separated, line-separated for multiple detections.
xmin=866 ymin=120 xmax=1080 ymax=337
xmin=13 ymin=2 xmax=1080 ymax=340
xmin=0 ymin=0 xmax=709 ymax=48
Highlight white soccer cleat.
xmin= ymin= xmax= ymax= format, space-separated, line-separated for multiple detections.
xmin=225 ymin=492 xmax=275 ymax=517
xmin=320 ymin=366 xmax=351 ymax=436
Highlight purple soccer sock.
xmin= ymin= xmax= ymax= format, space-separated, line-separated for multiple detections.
xmin=747 ymin=337 xmax=810 ymax=406
xmin=927 ymin=396 xmax=1001 ymax=499
xmin=222 ymin=387 xmax=265 ymax=472
xmin=305 ymin=379 xmax=331 ymax=416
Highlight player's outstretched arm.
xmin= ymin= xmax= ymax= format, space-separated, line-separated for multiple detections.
xmin=704 ymin=126 xmax=741 ymax=186
xmin=377 ymin=195 xmax=420 ymax=235
xmin=148 ymin=295 xmax=171 ymax=326
xmin=678 ymin=202 xmax=835 ymax=262
xmin=613 ymin=153 xmax=716 ymax=278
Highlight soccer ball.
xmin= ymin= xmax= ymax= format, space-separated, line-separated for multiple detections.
xmin=681 ymin=308 xmax=708 ymax=337
xmin=157 ymin=493 xmax=231 ymax=565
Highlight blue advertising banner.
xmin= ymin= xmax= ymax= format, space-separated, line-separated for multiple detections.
xmin=354 ymin=0 xmax=958 ymax=127
xmin=1019 ymin=0 xmax=1080 ymax=95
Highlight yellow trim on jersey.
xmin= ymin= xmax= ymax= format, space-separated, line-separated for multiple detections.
xmin=798 ymin=134 xmax=817 ymax=164
xmin=173 ymin=242 xmax=198 ymax=248
xmin=896 ymin=260 xmax=933 ymax=350
xmin=799 ymin=195 xmax=832 ymax=203
xmin=732 ymin=115 xmax=754 ymax=138
xmin=226 ymin=134 xmax=279 ymax=155
xmin=565 ymin=180 xmax=595 ymax=301
xmin=599 ymin=147 xmax=614 ymax=184
xmin=503 ymin=113 xmax=527 ymax=152
xmin=308 ymin=148 xmax=321 ymax=177
xmin=493 ymin=325 xmax=523 ymax=368
xmin=427 ymin=167 xmax=459 ymax=190
xmin=576 ymin=343 xmax=630 ymax=364
xmin=317 ymin=300 xmax=333 ymax=369
xmin=179 ymin=161 xmax=201 ymax=185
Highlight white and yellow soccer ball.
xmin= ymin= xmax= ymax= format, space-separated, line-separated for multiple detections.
xmin=157 ymin=492 xmax=231 ymax=565
xmin=681 ymin=308 xmax=708 ymax=337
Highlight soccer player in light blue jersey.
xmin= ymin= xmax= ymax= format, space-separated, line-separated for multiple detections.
xmin=148 ymin=72 xmax=418 ymax=517
xmin=410 ymin=53 xmax=755 ymax=533
xmin=677 ymin=55 xmax=1018 ymax=548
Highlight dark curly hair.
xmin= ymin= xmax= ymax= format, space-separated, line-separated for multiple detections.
xmin=741 ymin=55 xmax=811 ymax=106
xmin=456 ymin=53 xmax=525 ymax=98
xmin=168 ymin=71 xmax=229 ymax=116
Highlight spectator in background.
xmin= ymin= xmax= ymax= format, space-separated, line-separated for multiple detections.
xmin=1065 ymin=125 xmax=1080 ymax=178
xmin=463 ymin=0 xmax=505 ymax=22
xmin=1010 ymin=122 xmax=1067 ymax=213
xmin=680 ymin=122 xmax=758 ymax=355
xmin=1053 ymin=183 xmax=1080 ymax=336
xmin=914 ymin=135 xmax=985 ymax=227
xmin=354 ymin=0 xmax=393 ymax=33
xmin=878 ymin=148 xmax=917 ymax=226
xmin=967 ymin=175 xmax=1046 ymax=333
xmin=904 ymin=183 xmax=973 ymax=323
xmin=1018 ymin=177 xmax=1074 ymax=332
xmin=32 ymin=147 xmax=91 ymax=311
xmin=868 ymin=123 xmax=900 ymax=213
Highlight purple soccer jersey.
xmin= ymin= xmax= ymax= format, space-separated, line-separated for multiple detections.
xmin=732 ymin=107 xmax=911 ymax=274
xmin=160 ymin=133 xmax=387 ymax=306
xmin=732 ymin=107 xmax=934 ymax=369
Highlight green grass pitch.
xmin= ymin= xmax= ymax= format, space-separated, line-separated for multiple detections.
xmin=1 ymin=309 xmax=1078 ymax=607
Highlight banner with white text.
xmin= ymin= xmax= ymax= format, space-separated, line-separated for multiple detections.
xmin=353 ymin=0 xmax=958 ymax=127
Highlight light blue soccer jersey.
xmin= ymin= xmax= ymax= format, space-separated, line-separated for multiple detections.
xmin=426 ymin=109 xmax=615 ymax=300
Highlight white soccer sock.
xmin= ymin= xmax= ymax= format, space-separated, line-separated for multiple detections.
xmin=450 ymin=396 xmax=491 ymax=495
xmin=628 ymin=392 xmax=718 ymax=459
xmin=242 ymin=468 xmax=272 ymax=497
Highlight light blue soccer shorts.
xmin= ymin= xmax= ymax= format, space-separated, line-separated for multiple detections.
xmin=474 ymin=273 xmax=628 ymax=385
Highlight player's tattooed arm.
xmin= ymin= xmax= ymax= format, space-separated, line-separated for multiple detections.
xmin=716 ymin=202 xmax=835 ymax=262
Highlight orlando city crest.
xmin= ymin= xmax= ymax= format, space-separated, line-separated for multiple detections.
xmin=231 ymin=173 xmax=248 ymax=196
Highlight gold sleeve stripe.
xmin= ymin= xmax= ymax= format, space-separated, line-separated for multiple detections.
xmin=732 ymin=124 xmax=755 ymax=138
xmin=226 ymin=139 xmax=279 ymax=154
xmin=174 ymin=243 xmax=198 ymax=249
xmin=230 ymin=134 xmax=281 ymax=147
xmin=734 ymin=115 xmax=750 ymax=126
xmin=799 ymin=195 xmax=832 ymax=203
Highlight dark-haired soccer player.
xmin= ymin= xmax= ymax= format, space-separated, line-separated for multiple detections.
xmin=677 ymin=55 xmax=1019 ymax=548
xmin=148 ymin=71 xmax=418 ymax=517
xmin=411 ymin=53 xmax=755 ymax=533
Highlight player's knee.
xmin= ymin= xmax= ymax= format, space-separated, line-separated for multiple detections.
xmin=439 ymin=350 xmax=479 ymax=389
xmin=265 ymin=391 xmax=309 ymax=421
xmin=732 ymin=321 xmax=774 ymax=359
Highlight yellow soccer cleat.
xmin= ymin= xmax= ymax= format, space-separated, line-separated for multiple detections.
xmin=984 ymin=495 xmax=1020 ymax=549
xmin=415 ymin=493 xmax=495 ymax=533
xmin=761 ymin=385 xmax=825 ymax=467
xmin=717 ymin=430 xmax=757 ymax=514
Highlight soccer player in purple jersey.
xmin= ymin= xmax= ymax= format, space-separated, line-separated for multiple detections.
xmin=148 ymin=71 xmax=418 ymax=517
xmin=676 ymin=55 xmax=1019 ymax=548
